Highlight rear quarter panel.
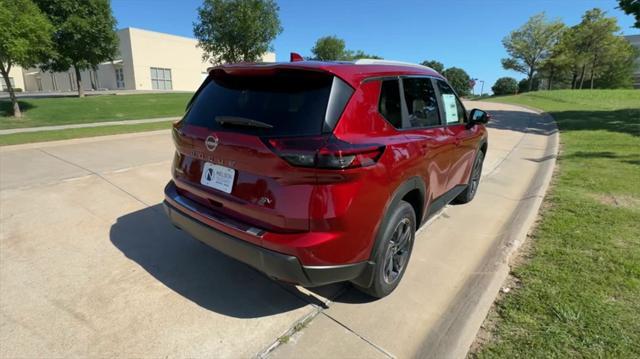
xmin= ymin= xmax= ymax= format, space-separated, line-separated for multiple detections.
xmin=308 ymin=80 xmax=430 ymax=264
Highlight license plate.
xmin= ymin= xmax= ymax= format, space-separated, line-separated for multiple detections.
xmin=200 ymin=162 xmax=235 ymax=193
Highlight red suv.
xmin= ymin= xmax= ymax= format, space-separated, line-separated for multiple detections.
xmin=164 ymin=59 xmax=489 ymax=298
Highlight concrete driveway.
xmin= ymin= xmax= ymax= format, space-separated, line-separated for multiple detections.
xmin=0 ymin=102 xmax=557 ymax=358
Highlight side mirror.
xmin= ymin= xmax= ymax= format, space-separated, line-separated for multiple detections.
xmin=469 ymin=109 xmax=490 ymax=125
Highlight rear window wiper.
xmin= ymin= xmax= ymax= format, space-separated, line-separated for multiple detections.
xmin=215 ymin=116 xmax=273 ymax=129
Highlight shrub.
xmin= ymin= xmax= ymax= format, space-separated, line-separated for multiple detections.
xmin=491 ymin=77 xmax=518 ymax=95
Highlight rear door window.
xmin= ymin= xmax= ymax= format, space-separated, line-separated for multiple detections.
xmin=402 ymin=77 xmax=441 ymax=128
xmin=184 ymin=70 xmax=352 ymax=136
xmin=378 ymin=79 xmax=402 ymax=128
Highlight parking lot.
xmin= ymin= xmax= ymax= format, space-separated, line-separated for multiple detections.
xmin=0 ymin=102 xmax=557 ymax=358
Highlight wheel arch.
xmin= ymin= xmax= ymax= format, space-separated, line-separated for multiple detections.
xmin=479 ymin=138 xmax=488 ymax=155
xmin=351 ymin=176 xmax=426 ymax=288
xmin=389 ymin=176 xmax=427 ymax=224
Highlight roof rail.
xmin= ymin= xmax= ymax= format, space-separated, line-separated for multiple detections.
xmin=353 ymin=59 xmax=436 ymax=73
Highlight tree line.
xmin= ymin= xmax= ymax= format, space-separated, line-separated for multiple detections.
xmin=309 ymin=38 xmax=474 ymax=96
xmin=1 ymin=0 xmax=287 ymax=118
xmin=5 ymin=0 xmax=636 ymax=119
xmin=1 ymin=0 xmax=479 ymax=120
xmin=1 ymin=0 xmax=118 ymax=117
xmin=493 ymin=7 xmax=639 ymax=96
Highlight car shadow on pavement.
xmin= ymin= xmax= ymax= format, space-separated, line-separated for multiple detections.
xmin=485 ymin=110 xmax=558 ymax=136
xmin=110 ymin=204 xmax=326 ymax=318
xmin=486 ymin=108 xmax=640 ymax=138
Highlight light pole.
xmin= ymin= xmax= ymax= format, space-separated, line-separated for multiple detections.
xmin=479 ymin=80 xmax=485 ymax=96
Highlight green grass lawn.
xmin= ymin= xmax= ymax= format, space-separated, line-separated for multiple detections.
xmin=0 ymin=121 xmax=174 ymax=146
xmin=0 ymin=92 xmax=192 ymax=129
xmin=476 ymin=90 xmax=640 ymax=357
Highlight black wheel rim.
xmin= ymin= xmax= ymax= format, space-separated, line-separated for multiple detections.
xmin=469 ymin=153 xmax=484 ymax=197
xmin=382 ymin=217 xmax=412 ymax=284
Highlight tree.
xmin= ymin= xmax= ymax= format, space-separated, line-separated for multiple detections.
xmin=310 ymin=36 xmax=381 ymax=60
xmin=618 ymin=0 xmax=640 ymax=28
xmin=443 ymin=67 xmax=472 ymax=96
xmin=593 ymin=36 xmax=638 ymax=88
xmin=491 ymin=77 xmax=518 ymax=95
xmin=518 ymin=76 xmax=541 ymax=93
xmin=0 ymin=0 xmax=52 ymax=117
xmin=568 ymin=8 xmax=635 ymax=89
xmin=34 ymin=0 xmax=118 ymax=98
xmin=346 ymin=50 xmax=382 ymax=60
xmin=194 ymin=0 xmax=282 ymax=65
xmin=501 ymin=13 xmax=565 ymax=91
xmin=538 ymin=33 xmax=574 ymax=90
xmin=311 ymin=36 xmax=347 ymax=60
xmin=420 ymin=60 xmax=444 ymax=73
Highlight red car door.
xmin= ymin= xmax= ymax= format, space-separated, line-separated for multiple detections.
xmin=400 ymin=77 xmax=456 ymax=200
xmin=446 ymin=123 xmax=483 ymax=187
xmin=403 ymin=128 xmax=455 ymax=200
xmin=435 ymin=79 xmax=479 ymax=188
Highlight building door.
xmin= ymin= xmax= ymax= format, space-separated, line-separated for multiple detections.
xmin=115 ymin=68 xmax=125 ymax=88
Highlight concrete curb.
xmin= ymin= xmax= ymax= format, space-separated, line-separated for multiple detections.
xmin=417 ymin=105 xmax=559 ymax=359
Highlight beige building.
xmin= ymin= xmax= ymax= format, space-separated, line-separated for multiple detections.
xmin=12 ymin=27 xmax=276 ymax=93
xmin=1 ymin=65 xmax=26 ymax=92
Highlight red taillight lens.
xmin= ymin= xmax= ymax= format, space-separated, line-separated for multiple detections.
xmin=263 ymin=135 xmax=384 ymax=169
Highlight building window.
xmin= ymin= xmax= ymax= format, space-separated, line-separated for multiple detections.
xmin=90 ymin=69 xmax=100 ymax=90
xmin=69 ymin=72 xmax=77 ymax=91
xmin=51 ymin=73 xmax=58 ymax=91
xmin=115 ymin=68 xmax=125 ymax=88
xmin=150 ymin=67 xmax=172 ymax=90
xmin=1 ymin=77 xmax=15 ymax=90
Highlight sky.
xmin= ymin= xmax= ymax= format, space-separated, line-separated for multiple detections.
xmin=111 ymin=0 xmax=639 ymax=94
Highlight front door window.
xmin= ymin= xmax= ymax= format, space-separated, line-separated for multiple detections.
xmin=435 ymin=80 xmax=467 ymax=124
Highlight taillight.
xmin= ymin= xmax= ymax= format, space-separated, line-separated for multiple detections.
xmin=263 ymin=135 xmax=384 ymax=169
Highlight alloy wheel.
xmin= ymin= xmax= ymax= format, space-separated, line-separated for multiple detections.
xmin=382 ymin=217 xmax=412 ymax=284
xmin=469 ymin=153 xmax=484 ymax=197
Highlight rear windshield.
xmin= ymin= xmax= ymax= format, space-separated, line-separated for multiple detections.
xmin=183 ymin=70 xmax=353 ymax=136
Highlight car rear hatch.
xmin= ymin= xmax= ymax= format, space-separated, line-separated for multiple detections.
xmin=171 ymin=67 xmax=355 ymax=233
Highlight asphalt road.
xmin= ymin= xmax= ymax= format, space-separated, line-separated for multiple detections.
xmin=0 ymin=102 xmax=557 ymax=358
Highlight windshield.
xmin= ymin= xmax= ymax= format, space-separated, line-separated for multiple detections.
xmin=183 ymin=69 xmax=352 ymax=136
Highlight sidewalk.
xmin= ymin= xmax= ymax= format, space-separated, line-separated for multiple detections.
xmin=0 ymin=117 xmax=179 ymax=135
xmin=267 ymin=102 xmax=558 ymax=358
xmin=0 ymin=102 xmax=558 ymax=358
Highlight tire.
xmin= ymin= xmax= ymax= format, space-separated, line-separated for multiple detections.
xmin=454 ymin=149 xmax=485 ymax=204
xmin=355 ymin=200 xmax=416 ymax=298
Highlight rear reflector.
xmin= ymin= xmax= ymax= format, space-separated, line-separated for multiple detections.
xmin=263 ymin=135 xmax=384 ymax=169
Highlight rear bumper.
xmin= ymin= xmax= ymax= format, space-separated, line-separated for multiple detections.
xmin=163 ymin=181 xmax=370 ymax=287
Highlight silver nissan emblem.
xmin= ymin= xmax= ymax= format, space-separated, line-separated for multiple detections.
xmin=205 ymin=135 xmax=218 ymax=152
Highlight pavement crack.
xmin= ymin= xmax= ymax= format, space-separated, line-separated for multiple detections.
xmin=255 ymin=307 xmax=324 ymax=359
xmin=37 ymin=148 xmax=151 ymax=207
xmin=321 ymin=312 xmax=396 ymax=358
